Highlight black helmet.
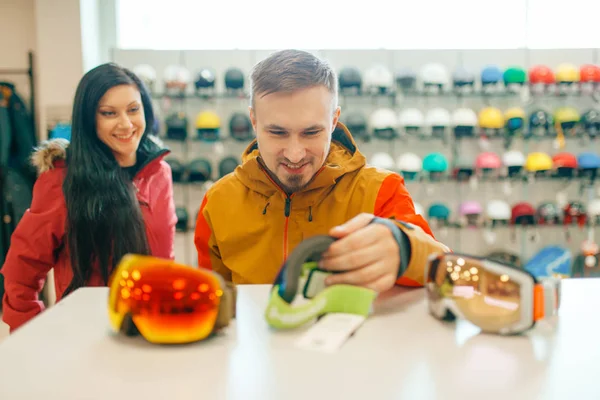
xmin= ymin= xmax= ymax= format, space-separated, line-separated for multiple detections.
xmin=176 ymin=207 xmax=189 ymax=232
xmin=165 ymin=157 xmax=186 ymax=183
xmin=194 ymin=68 xmax=216 ymax=89
xmin=188 ymin=158 xmax=212 ymax=182
xmin=229 ymin=112 xmax=253 ymax=141
xmin=219 ymin=156 xmax=240 ymax=178
xmin=165 ymin=112 xmax=188 ymax=141
xmin=536 ymin=202 xmax=561 ymax=225
xmin=581 ymin=109 xmax=600 ymax=139
xmin=486 ymin=251 xmax=522 ymax=268
xmin=527 ymin=110 xmax=552 ymax=138
xmin=224 ymin=67 xmax=245 ymax=90
xmin=395 ymin=68 xmax=417 ymax=91
xmin=343 ymin=112 xmax=369 ymax=141
xmin=338 ymin=67 xmax=362 ymax=91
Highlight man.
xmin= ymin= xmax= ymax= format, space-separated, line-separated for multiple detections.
xmin=194 ymin=49 xmax=449 ymax=292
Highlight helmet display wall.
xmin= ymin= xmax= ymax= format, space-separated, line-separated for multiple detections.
xmin=114 ymin=48 xmax=600 ymax=269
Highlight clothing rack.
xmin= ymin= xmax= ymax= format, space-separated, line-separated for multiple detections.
xmin=0 ymin=51 xmax=37 ymax=138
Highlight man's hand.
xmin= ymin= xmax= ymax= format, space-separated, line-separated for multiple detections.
xmin=319 ymin=213 xmax=400 ymax=293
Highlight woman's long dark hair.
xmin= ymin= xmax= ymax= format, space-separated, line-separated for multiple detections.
xmin=62 ymin=63 xmax=155 ymax=295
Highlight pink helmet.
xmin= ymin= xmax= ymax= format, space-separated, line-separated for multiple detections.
xmin=475 ymin=152 xmax=502 ymax=169
xmin=459 ymin=201 xmax=483 ymax=216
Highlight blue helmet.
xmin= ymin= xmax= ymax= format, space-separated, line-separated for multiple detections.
xmin=481 ymin=65 xmax=503 ymax=85
xmin=578 ymin=152 xmax=600 ymax=170
xmin=49 ymin=123 xmax=72 ymax=141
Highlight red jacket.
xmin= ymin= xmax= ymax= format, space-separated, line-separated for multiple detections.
xmin=1 ymin=137 xmax=177 ymax=332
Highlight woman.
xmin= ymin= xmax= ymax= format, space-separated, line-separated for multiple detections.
xmin=1 ymin=63 xmax=177 ymax=332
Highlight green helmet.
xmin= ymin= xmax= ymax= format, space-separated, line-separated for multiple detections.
xmin=423 ymin=152 xmax=448 ymax=172
xmin=503 ymin=67 xmax=527 ymax=85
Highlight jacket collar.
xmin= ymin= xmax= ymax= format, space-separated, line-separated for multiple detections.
xmin=233 ymin=122 xmax=366 ymax=199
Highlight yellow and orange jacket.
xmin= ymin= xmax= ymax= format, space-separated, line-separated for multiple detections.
xmin=194 ymin=122 xmax=449 ymax=286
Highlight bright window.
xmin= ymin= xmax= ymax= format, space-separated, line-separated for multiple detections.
xmin=116 ymin=0 xmax=597 ymax=50
xmin=526 ymin=0 xmax=600 ymax=49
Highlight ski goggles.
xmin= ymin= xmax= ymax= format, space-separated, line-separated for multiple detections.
xmin=425 ymin=252 xmax=561 ymax=335
xmin=265 ymin=235 xmax=378 ymax=329
xmin=108 ymin=254 xmax=236 ymax=344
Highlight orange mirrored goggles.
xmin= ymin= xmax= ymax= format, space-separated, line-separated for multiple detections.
xmin=108 ymin=254 xmax=236 ymax=344
xmin=425 ymin=253 xmax=561 ymax=335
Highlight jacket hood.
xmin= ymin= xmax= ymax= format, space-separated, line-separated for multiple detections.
xmin=234 ymin=121 xmax=366 ymax=198
xmin=31 ymin=134 xmax=168 ymax=175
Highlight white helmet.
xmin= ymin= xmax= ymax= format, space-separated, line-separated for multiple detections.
xmin=398 ymin=108 xmax=425 ymax=129
xmin=364 ymin=64 xmax=394 ymax=93
xmin=486 ymin=200 xmax=511 ymax=221
xmin=503 ymin=150 xmax=526 ymax=167
xmin=426 ymin=108 xmax=451 ymax=127
xmin=414 ymin=202 xmax=425 ymax=216
xmin=587 ymin=199 xmax=600 ymax=218
xmin=370 ymin=152 xmax=395 ymax=170
xmin=164 ymin=65 xmax=191 ymax=90
xmin=370 ymin=108 xmax=398 ymax=139
xmin=420 ymin=63 xmax=450 ymax=88
xmin=397 ymin=152 xmax=422 ymax=172
xmin=133 ymin=64 xmax=157 ymax=90
xmin=452 ymin=108 xmax=478 ymax=127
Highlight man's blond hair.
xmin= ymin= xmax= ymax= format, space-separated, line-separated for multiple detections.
xmin=249 ymin=49 xmax=338 ymax=111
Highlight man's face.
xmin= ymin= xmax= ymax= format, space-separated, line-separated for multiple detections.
xmin=250 ymin=86 xmax=340 ymax=194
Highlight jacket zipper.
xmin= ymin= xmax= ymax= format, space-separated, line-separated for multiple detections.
xmin=283 ymin=195 xmax=293 ymax=260
xmin=259 ymin=163 xmax=326 ymax=262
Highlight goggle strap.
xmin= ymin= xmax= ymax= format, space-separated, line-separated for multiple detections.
xmin=215 ymin=281 xmax=237 ymax=329
xmin=533 ymin=278 xmax=561 ymax=321
xmin=533 ymin=284 xmax=545 ymax=321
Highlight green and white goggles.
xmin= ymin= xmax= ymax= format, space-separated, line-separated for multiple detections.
xmin=265 ymin=235 xmax=378 ymax=329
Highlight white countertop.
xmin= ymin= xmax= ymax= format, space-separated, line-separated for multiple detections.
xmin=0 ymin=279 xmax=598 ymax=400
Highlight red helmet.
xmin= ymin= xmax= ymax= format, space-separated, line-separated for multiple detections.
xmin=529 ymin=65 xmax=555 ymax=85
xmin=563 ymin=201 xmax=587 ymax=226
xmin=511 ymin=202 xmax=536 ymax=225
xmin=475 ymin=152 xmax=502 ymax=170
xmin=552 ymin=152 xmax=578 ymax=169
xmin=552 ymin=152 xmax=578 ymax=178
xmin=579 ymin=65 xmax=600 ymax=83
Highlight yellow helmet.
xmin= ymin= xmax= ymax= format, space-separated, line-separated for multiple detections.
xmin=504 ymin=107 xmax=526 ymax=121
xmin=195 ymin=111 xmax=221 ymax=130
xmin=525 ymin=152 xmax=553 ymax=172
xmin=478 ymin=107 xmax=504 ymax=129
xmin=195 ymin=111 xmax=221 ymax=141
xmin=553 ymin=107 xmax=580 ymax=125
xmin=555 ymin=63 xmax=580 ymax=83
xmin=504 ymin=107 xmax=526 ymax=132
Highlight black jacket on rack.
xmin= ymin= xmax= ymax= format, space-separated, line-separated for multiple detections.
xmin=0 ymin=81 xmax=38 ymax=302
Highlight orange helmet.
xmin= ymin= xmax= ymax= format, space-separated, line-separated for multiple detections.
xmin=529 ymin=65 xmax=555 ymax=85
xmin=579 ymin=64 xmax=600 ymax=83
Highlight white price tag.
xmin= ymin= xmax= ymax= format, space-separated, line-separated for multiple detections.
xmin=503 ymin=181 xmax=513 ymax=196
xmin=469 ymin=176 xmax=478 ymax=191
xmin=295 ymin=313 xmax=366 ymax=354
xmin=520 ymin=86 xmax=530 ymax=103
xmin=212 ymin=142 xmax=225 ymax=156
xmin=483 ymin=229 xmax=497 ymax=245
xmin=556 ymin=191 xmax=568 ymax=207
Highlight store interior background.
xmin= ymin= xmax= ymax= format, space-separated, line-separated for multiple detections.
xmin=1 ymin=0 xmax=599 ymax=339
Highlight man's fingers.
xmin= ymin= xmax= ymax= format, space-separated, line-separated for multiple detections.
xmin=328 ymin=213 xmax=374 ymax=238
xmin=324 ymin=223 xmax=391 ymax=258
xmin=325 ymin=262 xmax=387 ymax=286
xmin=320 ymin=242 xmax=381 ymax=271
xmin=361 ymin=272 xmax=397 ymax=293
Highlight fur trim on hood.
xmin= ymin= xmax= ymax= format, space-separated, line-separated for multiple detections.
xmin=30 ymin=135 xmax=166 ymax=175
xmin=30 ymin=138 xmax=69 ymax=175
